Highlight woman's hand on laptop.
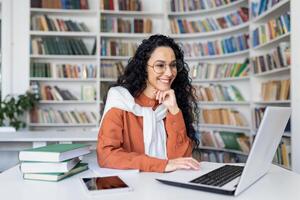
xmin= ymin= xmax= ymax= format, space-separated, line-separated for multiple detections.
xmin=165 ymin=157 xmax=200 ymax=172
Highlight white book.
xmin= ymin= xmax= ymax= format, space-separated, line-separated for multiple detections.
xmin=23 ymin=163 xmax=88 ymax=182
xmin=20 ymin=157 xmax=81 ymax=173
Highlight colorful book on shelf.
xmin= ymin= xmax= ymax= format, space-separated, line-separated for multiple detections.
xmin=218 ymin=131 xmax=243 ymax=151
xmin=19 ymin=144 xmax=90 ymax=162
xmin=23 ymin=163 xmax=88 ymax=182
xmin=31 ymin=0 xmax=89 ymax=9
xmin=20 ymin=157 xmax=81 ymax=173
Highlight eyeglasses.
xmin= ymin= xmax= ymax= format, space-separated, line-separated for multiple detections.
xmin=147 ymin=61 xmax=184 ymax=74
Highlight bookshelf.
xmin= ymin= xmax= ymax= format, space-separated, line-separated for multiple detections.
xmin=167 ymin=0 xmax=292 ymax=168
xmin=250 ymin=0 xmax=291 ymax=169
xmin=27 ymin=0 xmax=166 ymax=130
xmin=167 ymin=0 xmax=252 ymax=161
xmin=29 ymin=0 xmax=99 ymax=130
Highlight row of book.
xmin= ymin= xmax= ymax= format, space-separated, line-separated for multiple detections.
xmin=193 ymin=149 xmax=247 ymax=163
xmin=201 ymin=108 xmax=248 ymax=127
xmin=101 ymin=17 xmax=152 ymax=33
xmin=190 ymin=60 xmax=249 ymax=80
xmin=30 ymin=63 xmax=97 ymax=79
xmin=195 ymin=84 xmax=245 ymax=102
xmin=251 ymin=42 xmax=290 ymax=74
xmin=31 ymin=0 xmax=89 ymax=9
xmin=180 ymin=33 xmax=249 ymax=57
xmin=200 ymin=131 xmax=251 ymax=153
xmin=261 ymin=79 xmax=290 ymax=101
xmin=251 ymin=0 xmax=283 ymax=18
xmin=39 ymin=85 xmax=78 ymax=101
xmin=31 ymin=37 xmax=96 ymax=55
xmin=101 ymin=0 xmax=142 ymax=11
xmin=170 ymin=7 xmax=248 ymax=34
xmin=170 ymin=0 xmax=237 ymax=12
xmin=252 ymin=12 xmax=290 ymax=47
xmin=101 ymin=61 xmax=125 ymax=78
xmin=30 ymin=108 xmax=98 ymax=124
xmin=274 ymin=137 xmax=291 ymax=168
xmin=100 ymin=39 xmax=138 ymax=56
xmin=19 ymin=144 xmax=90 ymax=181
xmin=31 ymin=15 xmax=90 ymax=32
xmin=254 ymin=106 xmax=291 ymax=131
xmin=38 ymin=84 xmax=96 ymax=101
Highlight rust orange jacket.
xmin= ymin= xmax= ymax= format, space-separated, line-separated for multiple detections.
xmin=97 ymin=93 xmax=193 ymax=172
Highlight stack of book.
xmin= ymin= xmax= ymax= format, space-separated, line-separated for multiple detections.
xmin=19 ymin=144 xmax=90 ymax=181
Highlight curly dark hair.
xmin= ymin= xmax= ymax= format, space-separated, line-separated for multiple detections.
xmin=105 ymin=34 xmax=200 ymax=147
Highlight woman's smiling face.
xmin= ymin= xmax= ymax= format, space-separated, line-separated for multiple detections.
xmin=146 ymin=46 xmax=178 ymax=91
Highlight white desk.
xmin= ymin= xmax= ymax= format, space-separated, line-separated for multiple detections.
xmin=1 ymin=162 xmax=300 ymax=200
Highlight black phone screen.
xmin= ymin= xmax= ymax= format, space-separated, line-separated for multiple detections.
xmin=82 ymin=176 xmax=129 ymax=191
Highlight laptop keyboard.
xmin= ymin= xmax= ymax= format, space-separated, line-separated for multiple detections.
xmin=190 ymin=165 xmax=244 ymax=187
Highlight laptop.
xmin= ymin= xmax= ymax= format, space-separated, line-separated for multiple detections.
xmin=156 ymin=107 xmax=291 ymax=196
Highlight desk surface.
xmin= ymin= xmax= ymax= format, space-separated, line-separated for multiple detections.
xmin=1 ymin=162 xmax=300 ymax=200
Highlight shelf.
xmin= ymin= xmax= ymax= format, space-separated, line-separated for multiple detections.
xmin=30 ymin=8 xmax=98 ymax=15
xmin=198 ymin=124 xmax=251 ymax=132
xmin=170 ymin=22 xmax=249 ymax=39
xmin=100 ymin=56 xmax=131 ymax=60
xmin=252 ymin=33 xmax=290 ymax=50
xmin=0 ymin=131 xmax=98 ymax=142
xmin=30 ymin=55 xmax=97 ymax=59
xmin=252 ymin=0 xmax=290 ymax=23
xmin=273 ymin=163 xmax=291 ymax=171
xmin=198 ymin=101 xmax=250 ymax=106
xmin=100 ymin=78 xmax=118 ymax=82
xmin=253 ymin=100 xmax=291 ymax=104
xmin=100 ymin=32 xmax=152 ymax=38
xmin=168 ymin=0 xmax=247 ymax=16
xmin=198 ymin=146 xmax=248 ymax=156
xmin=29 ymin=123 xmax=97 ymax=127
xmin=185 ymin=50 xmax=249 ymax=61
xmin=30 ymin=78 xmax=98 ymax=82
xmin=30 ymin=31 xmax=97 ymax=37
xmin=283 ymin=132 xmax=291 ymax=137
xmin=192 ymin=76 xmax=250 ymax=83
xmin=100 ymin=10 xmax=164 ymax=17
xmin=253 ymin=66 xmax=290 ymax=77
xmin=39 ymin=100 xmax=97 ymax=104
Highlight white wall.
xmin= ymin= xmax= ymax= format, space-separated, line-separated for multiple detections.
xmin=11 ymin=0 xmax=30 ymax=95
xmin=1 ymin=0 xmax=12 ymax=98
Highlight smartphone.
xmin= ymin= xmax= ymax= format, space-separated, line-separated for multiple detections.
xmin=81 ymin=176 xmax=133 ymax=195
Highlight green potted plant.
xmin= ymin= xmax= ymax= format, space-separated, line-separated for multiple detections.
xmin=0 ymin=91 xmax=39 ymax=130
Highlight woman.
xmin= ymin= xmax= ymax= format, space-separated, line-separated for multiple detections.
xmin=97 ymin=34 xmax=200 ymax=172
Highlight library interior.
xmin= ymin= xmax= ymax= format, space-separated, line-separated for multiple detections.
xmin=1 ymin=0 xmax=300 ymax=199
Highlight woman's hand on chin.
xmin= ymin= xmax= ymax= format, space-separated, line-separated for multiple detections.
xmin=155 ymin=89 xmax=179 ymax=115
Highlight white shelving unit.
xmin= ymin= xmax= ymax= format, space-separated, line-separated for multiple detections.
xmin=27 ymin=0 xmax=166 ymax=130
xmin=249 ymin=0 xmax=291 ymax=169
xmin=28 ymin=0 xmax=100 ymax=130
xmin=167 ymin=0 xmax=252 ymax=162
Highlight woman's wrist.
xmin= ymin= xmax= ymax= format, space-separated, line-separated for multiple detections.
xmin=168 ymin=106 xmax=180 ymax=115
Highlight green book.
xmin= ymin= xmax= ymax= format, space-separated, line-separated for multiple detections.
xmin=19 ymin=144 xmax=90 ymax=162
xmin=23 ymin=163 xmax=88 ymax=182
xmin=219 ymin=132 xmax=242 ymax=151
